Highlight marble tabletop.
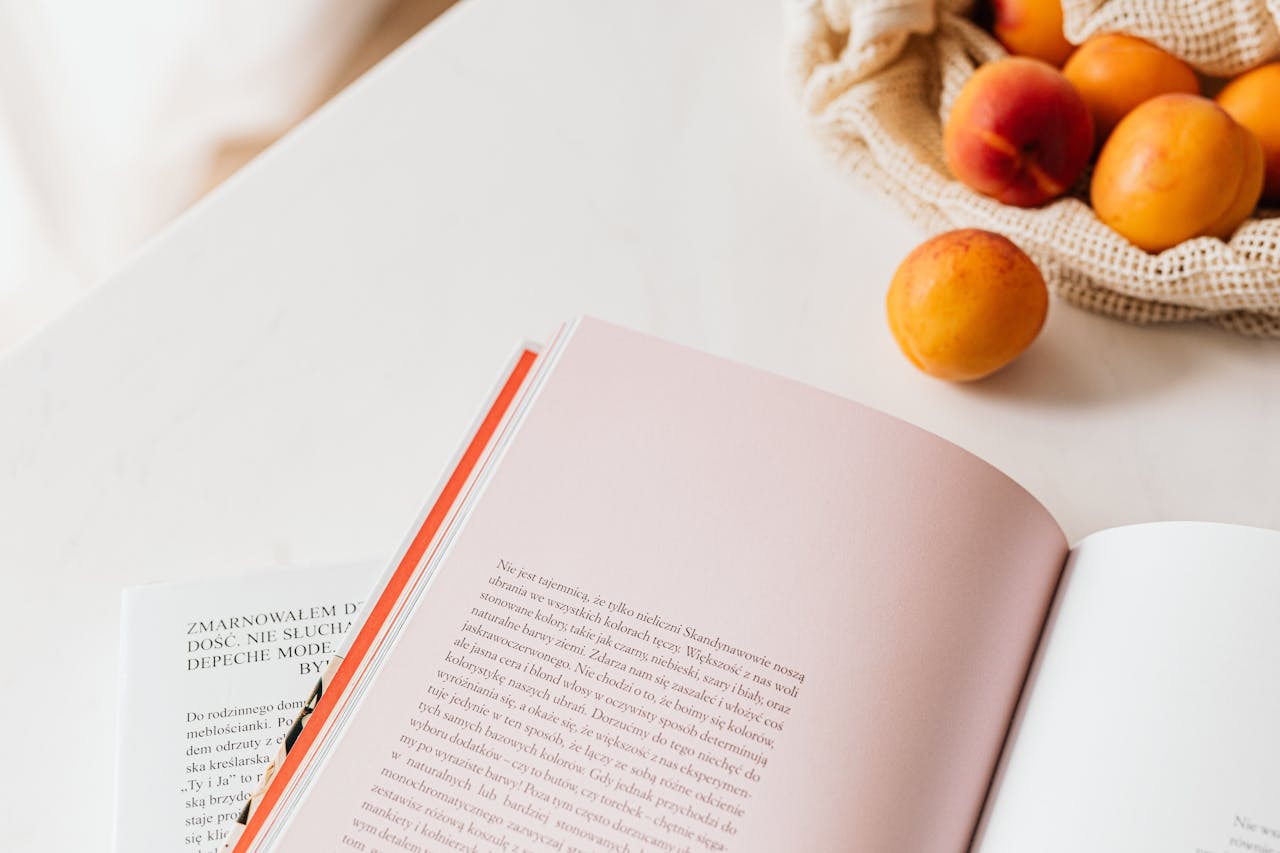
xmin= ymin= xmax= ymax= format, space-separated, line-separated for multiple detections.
xmin=2 ymin=0 xmax=1279 ymax=849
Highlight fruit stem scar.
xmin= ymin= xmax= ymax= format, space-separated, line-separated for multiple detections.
xmin=1026 ymin=161 xmax=1066 ymax=196
xmin=977 ymin=130 xmax=1021 ymax=158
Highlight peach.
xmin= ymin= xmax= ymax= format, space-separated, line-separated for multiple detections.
xmin=1063 ymin=34 xmax=1200 ymax=142
xmin=992 ymin=0 xmax=1075 ymax=66
xmin=944 ymin=58 xmax=1094 ymax=207
xmin=887 ymin=229 xmax=1048 ymax=382
xmin=1092 ymin=94 xmax=1264 ymax=252
xmin=1217 ymin=63 xmax=1280 ymax=204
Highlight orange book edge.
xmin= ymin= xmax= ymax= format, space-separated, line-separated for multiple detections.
xmin=230 ymin=348 xmax=538 ymax=853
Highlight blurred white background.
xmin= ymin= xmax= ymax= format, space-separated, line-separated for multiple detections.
xmin=0 ymin=0 xmax=448 ymax=355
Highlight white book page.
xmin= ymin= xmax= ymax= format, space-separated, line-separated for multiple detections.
xmin=114 ymin=563 xmax=377 ymax=853
xmin=976 ymin=522 xmax=1280 ymax=853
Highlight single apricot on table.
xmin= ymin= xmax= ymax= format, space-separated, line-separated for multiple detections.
xmin=887 ymin=229 xmax=1048 ymax=382
xmin=1092 ymin=94 xmax=1264 ymax=252
xmin=992 ymin=0 xmax=1075 ymax=66
xmin=944 ymin=57 xmax=1094 ymax=207
xmin=1063 ymin=34 xmax=1199 ymax=142
xmin=1217 ymin=63 xmax=1280 ymax=204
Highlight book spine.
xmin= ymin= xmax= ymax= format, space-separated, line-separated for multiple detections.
xmin=219 ymin=651 xmax=341 ymax=852
xmin=222 ymin=341 xmax=546 ymax=852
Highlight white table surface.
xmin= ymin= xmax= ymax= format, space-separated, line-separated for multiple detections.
xmin=3 ymin=0 xmax=1279 ymax=849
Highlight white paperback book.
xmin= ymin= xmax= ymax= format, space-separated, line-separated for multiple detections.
xmin=113 ymin=562 xmax=378 ymax=853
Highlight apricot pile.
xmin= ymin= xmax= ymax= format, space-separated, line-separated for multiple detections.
xmin=885 ymin=6 xmax=1277 ymax=382
xmin=946 ymin=0 xmax=1276 ymax=252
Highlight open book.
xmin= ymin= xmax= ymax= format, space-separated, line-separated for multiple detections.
xmin=227 ymin=318 xmax=1279 ymax=853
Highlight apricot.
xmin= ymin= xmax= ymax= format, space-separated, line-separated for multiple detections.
xmin=992 ymin=0 xmax=1075 ymax=66
xmin=1217 ymin=63 xmax=1280 ymax=204
xmin=1063 ymin=34 xmax=1199 ymax=141
xmin=945 ymin=58 xmax=1094 ymax=207
xmin=1204 ymin=126 xmax=1266 ymax=240
xmin=887 ymin=229 xmax=1048 ymax=382
xmin=1092 ymin=94 xmax=1263 ymax=252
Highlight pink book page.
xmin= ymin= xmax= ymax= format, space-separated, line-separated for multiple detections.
xmin=266 ymin=319 xmax=1068 ymax=852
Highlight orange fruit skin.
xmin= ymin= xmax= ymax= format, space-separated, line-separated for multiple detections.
xmin=1217 ymin=63 xmax=1280 ymax=204
xmin=887 ymin=229 xmax=1049 ymax=382
xmin=1091 ymin=94 xmax=1263 ymax=252
xmin=1063 ymin=34 xmax=1200 ymax=142
xmin=993 ymin=0 xmax=1075 ymax=66
xmin=1204 ymin=123 xmax=1266 ymax=240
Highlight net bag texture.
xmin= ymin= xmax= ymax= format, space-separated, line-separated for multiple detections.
xmin=784 ymin=0 xmax=1280 ymax=335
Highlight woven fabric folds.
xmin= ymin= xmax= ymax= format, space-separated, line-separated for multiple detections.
xmin=785 ymin=0 xmax=1280 ymax=335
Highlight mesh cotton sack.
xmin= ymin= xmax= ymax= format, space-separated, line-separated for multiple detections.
xmin=784 ymin=0 xmax=1280 ymax=335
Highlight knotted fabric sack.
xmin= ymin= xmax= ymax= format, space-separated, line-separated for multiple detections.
xmin=784 ymin=0 xmax=1280 ymax=335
